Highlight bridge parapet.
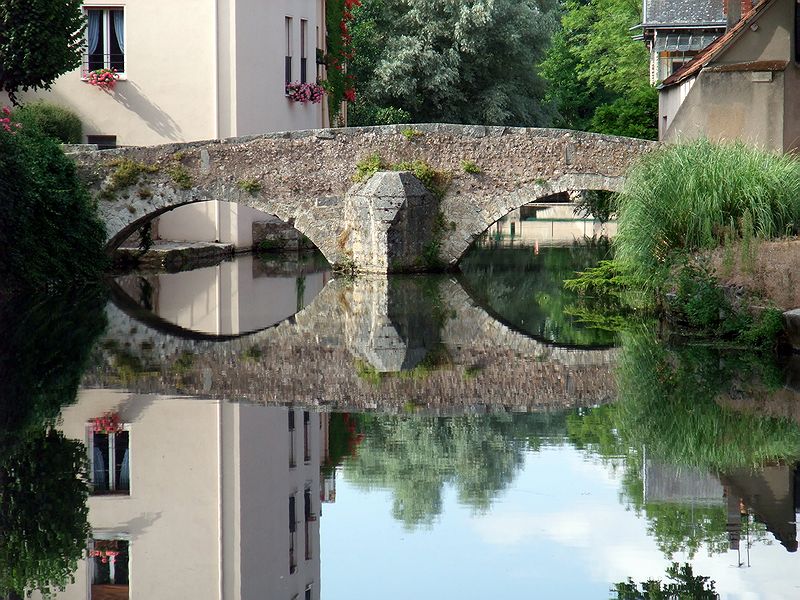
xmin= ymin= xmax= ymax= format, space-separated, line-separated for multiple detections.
xmin=73 ymin=124 xmax=656 ymax=271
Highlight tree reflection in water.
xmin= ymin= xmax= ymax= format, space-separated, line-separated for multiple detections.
xmin=568 ymin=326 xmax=800 ymax=559
xmin=459 ymin=241 xmax=617 ymax=347
xmin=0 ymin=288 xmax=106 ymax=598
xmin=341 ymin=412 xmax=566 ymax=528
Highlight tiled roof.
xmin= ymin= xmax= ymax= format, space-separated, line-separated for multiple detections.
xmin=659 ymin=0 xmax=773 ymax=87
xmin=644 ymin=0 xmax=726 ymax=26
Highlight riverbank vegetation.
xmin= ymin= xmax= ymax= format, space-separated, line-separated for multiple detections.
xmin=567 ymin=139 xmax=800 ymax=349
xmin=0 ymin=107 xmax=107 ymax=292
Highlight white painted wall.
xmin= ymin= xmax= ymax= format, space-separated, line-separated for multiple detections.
xmin=143 ymin=254 xmax=329 ymax=335
xmin=156 ymin=202 xmax=269 ymax=248
xmin=19 ymin=1 xmax=218 ymax=146
xmin=32 ymin=390 xmax=325 ymax=600
xmin=19 ymin=0 xmax=326 ymax=145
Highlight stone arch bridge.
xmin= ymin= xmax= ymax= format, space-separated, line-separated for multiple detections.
xmin=72 ymin=124 xmax=655 ymax=272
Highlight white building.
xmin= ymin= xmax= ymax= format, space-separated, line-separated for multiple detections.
xmin=23 ymin=0 xmax=328 ymax=146
xmin=19 ymin=0 xmax=330 ymax=250
xmin=36 ymin=390 xmax=328 ymax=600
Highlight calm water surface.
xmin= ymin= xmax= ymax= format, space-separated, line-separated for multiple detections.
xmin=3 ymin=243 xmax=800 ymax=600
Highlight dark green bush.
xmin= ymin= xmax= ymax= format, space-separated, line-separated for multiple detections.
xmin=13 ymin=101 xmax=82 ymax=144
xmin=0 ymin=121 xmax=107 ymax=290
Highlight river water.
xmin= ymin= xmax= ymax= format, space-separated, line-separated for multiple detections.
xmin=3 ymin=231 xmax=800 ymax=600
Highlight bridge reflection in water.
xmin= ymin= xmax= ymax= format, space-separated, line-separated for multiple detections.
xmin=112 ymin=253 xmax=332 ymax=338
xmin=92 ymin=255 xmax=619 ymax=413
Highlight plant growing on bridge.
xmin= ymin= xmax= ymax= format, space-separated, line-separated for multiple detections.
xmin=167 ymin=163 xmax=193 ymax=190
xmin=106 ymin=159 xmax=159 ymax=193
xmin=353 ymin=154 xmax=451 ymax=200
xmin=461 ymin=160 xmax=481 ymax=174
xmin=400 ymin=127 xmax=422 ymax=141
xmin=237 ymin=178 xmax=262 ymax=195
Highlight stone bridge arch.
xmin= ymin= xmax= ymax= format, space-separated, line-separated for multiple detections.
xmin=440 ymin=172 xmax=624 ymax=265
xmin=71 ymin=125 xmax=655 ymax=272
xmin=101 ymin=189 xmax=345 ymax=268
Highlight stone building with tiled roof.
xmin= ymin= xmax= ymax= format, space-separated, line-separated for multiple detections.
xmin=636 ymin=0 xmax=727 ymax=83
xmin=658 ymin=0 xmax=800 ymax=152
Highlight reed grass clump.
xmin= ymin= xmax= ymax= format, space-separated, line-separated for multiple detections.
xmin=616 ymin=140 xmax=800 ymax=287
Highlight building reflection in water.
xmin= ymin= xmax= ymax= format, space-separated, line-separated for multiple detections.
xmin=644 ymin=460 xmax=800 ymax=562
xmin=113 ymin=253 xmax=331 ymax=337
xmin=34 ymin=389 xmax=330 ymax=600
xmin=483 ymin=204 xmax=617 ymax=247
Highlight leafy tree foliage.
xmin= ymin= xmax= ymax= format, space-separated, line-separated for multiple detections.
xmin=0 ymin=430 xmax=91 ymax=599
xmin=613 ymin=563 xmax=719 ymax=600
xmin=540 ymin=0 xmax=657 ymax=138
xmin=0 ymin=0 xmax=85 ymax=104
xmin=349 ymin=0 xmax=558 ymax=126
xmin=0 ymin=116 xmax=107 ymax=291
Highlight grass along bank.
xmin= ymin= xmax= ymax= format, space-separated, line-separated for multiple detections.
xmin=568 ymin=139 xmax=800 ymax=349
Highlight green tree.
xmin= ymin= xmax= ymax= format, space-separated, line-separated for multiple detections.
xmin=349 ymin=0 xmax=558 ymax=126
xmin=0 ymin=430 xmax=91 ymax=599
xmin=0 ymin=114 xmax=107 ymax=291
xmin=0 ymin=0 xmax=86 ymax=104
xmin=540 ymin=0 xmax=656 ymax=138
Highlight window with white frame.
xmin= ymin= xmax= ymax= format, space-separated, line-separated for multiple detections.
xmin=88 ymin=425 xmax=131 ymax=495
xmin=90 ymin=537 xmax=130 ymax=599
xmin=85 ymin=8 xmax=125 ymax=74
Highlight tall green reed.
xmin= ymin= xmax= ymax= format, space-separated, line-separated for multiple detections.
xmin=615 ymin=139 xmax=800 ymax=288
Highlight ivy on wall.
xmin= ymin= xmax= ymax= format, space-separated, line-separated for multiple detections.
xmin=325 ymin=0 xmax=359 ymax=124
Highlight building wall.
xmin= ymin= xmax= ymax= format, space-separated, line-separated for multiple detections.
xmin=232 ymin=0 xmax=326 ymax=135
xmin=660 ymin=0 xmax=797 ymax=151
xmin=719 ymin=0 xmax=792 ymax=65
xmin=19 ymin=1 xmax=218 ymax=146
xmin=662 ymin=70 xmax=785 ymax=150
xmin=783 ymin=65 xmax=800 ymax=152
xmin=658 ymin=76 xmax=696 ymax=138
xmin=155 ymin=202 xmax=270 ymax=248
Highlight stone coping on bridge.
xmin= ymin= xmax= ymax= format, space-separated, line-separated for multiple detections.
xmin=68 ymin=123 xmax=657 ymax=153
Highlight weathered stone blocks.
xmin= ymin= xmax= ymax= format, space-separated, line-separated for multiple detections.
xmin=344 ymin=171 xmax=440 ymax=273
